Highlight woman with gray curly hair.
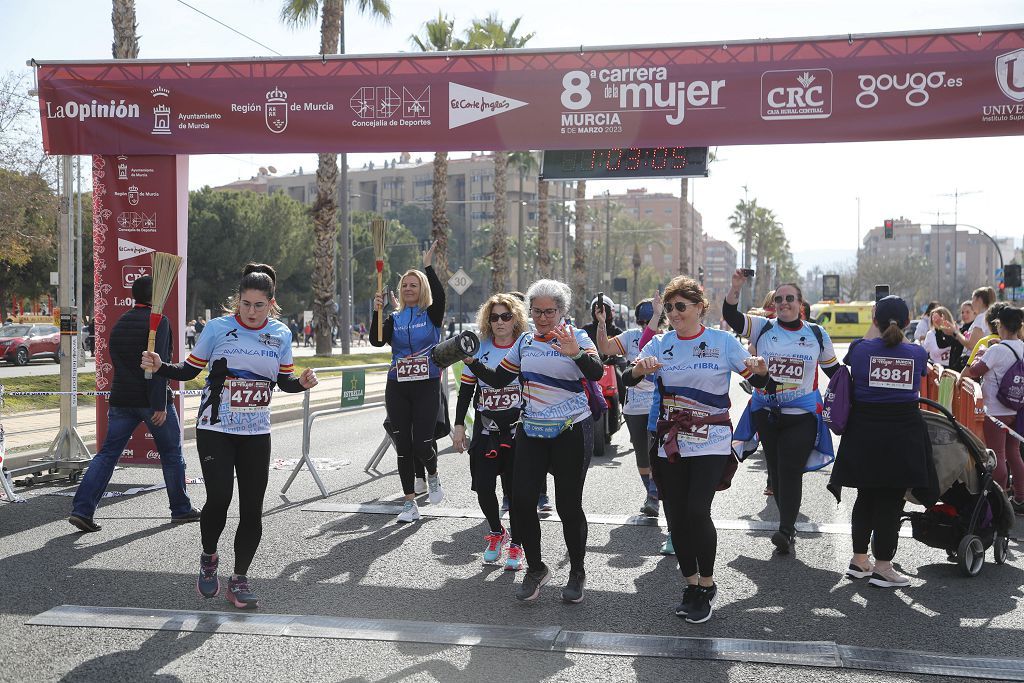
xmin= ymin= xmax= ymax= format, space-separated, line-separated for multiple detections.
xmin=466 ymin=279 xmax=604 ymax=604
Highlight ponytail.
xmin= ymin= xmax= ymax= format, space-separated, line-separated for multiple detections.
xmin=880 ymin=320 xmax=904 ymax=346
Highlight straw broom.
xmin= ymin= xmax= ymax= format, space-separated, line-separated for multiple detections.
xmin=145 ymin=251 xmax=183 ymax=379
xmin=372 ymin=218 xmax=388 ymax=340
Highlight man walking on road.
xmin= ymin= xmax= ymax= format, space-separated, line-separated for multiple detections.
xmin=68 ymin=276 xmax=200 ymax=532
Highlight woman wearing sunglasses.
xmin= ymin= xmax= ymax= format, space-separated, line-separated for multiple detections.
xmin=371 ymin=242 xmax=448 ymax=523
xmin=465 ymin=279 xmax=603 ymax=604
xmin=723 ymin=271 xmax=840 ymax=555
xmin=627 ymin=276 xmax=769 ymax=624
xmin=453 ymin=293 xmax=530 ymax=571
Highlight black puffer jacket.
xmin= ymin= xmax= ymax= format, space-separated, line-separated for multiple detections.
xmin=108 ymin=305 xmax=172 ymax=410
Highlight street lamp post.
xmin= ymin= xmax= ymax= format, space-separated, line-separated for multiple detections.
xmin=956 ymin=223 xmax=1005 ymax=300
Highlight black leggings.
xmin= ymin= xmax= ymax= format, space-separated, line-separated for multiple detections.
xmin=196 ymin=429 xmax=272 ymax=576
xmin=624 ymin=413 xmax=652 ymax=470
xmin=512 ymin=419 xmax=593 ymax=572
xmin=851 ymin=487 xmax=906 ymax=561
xmin=385 ymin=377 xmax=440 ymax=495
xmin=469 ymin=421 xmax=516 ymax=538
xmin=652 ymin=454 xmax=728 ymax=577
xmin=752 ymin=410 xmax=818 ymax=537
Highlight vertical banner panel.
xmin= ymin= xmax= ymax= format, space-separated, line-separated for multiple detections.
xmin=93 ymin=154 xmax=188 ymax=466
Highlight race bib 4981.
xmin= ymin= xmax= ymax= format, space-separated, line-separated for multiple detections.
xmin=868 ymin=356 xmax=914 ymax=390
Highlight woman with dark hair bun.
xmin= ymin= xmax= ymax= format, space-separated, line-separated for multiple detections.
xmin=828 ymin=295 xmax=932 ymax=589
xmin=142 ymin=262 xmax=318 ymax=609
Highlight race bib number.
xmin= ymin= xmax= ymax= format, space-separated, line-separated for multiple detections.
xmin=767 ymin=356 xmax=805 ymax=384
xmin=478 ymin=385 xmax=521 ymax=411
xmin=396 ymin=356 xmax=430 ymax=382
xmin=868 ymin=356 xmax=915 ymax=390
xmin=674 ymin=408 xmax=710 ymax=444
xmin=226 ymin=379 xmax=272 ymax=413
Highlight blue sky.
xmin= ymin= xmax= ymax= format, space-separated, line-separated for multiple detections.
xmin=3 ymin=0 xmax=1024 ymax=269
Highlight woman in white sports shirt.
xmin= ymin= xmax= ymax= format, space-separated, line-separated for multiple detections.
xmin=142 ymin=263 xmax=318 ymax=609
xmin=627 ymin=275 xmax=769 ymax=625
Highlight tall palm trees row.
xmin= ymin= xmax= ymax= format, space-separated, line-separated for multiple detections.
xmin=728 ymin=197 xmax=800 ymax=308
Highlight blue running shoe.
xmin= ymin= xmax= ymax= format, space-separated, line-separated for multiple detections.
xmin=660 ymin=536 xmax=675 ymax=556
xmin=196 ymin=553 xmax=220 ymax=598
xmin=505 ymin=543 xmax=524 ymax=571
xmin=226 ymin=575 xmax=260 ymax=609
xmin=537 ymin=494 xmax=553 ymax=512
xmin=483 ymin=528 xmax=509 ymax=563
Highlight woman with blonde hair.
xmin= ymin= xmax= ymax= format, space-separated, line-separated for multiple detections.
xmin=922 ymin=306 xmax=956 ymax=367
xmin=453 ymin=293 xmax=530 ymax=569
xmin=370 ymin=242 xmax=448 ymax=523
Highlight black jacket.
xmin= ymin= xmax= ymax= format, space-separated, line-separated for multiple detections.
xmin=109 ymin=304 xmax=172 ymax=410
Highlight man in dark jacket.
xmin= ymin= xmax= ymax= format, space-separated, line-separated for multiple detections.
xmin=69 ymin=276 xmax=199 ymax=532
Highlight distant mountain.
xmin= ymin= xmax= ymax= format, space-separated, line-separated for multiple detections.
xmin=793 ymin=248 xmax=856 ymax=272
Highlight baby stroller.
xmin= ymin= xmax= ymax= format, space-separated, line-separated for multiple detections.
xmin=903 ymin=398 xmax=1014 ymax=577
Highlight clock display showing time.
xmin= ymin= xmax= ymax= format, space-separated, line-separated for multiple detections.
xmin=541 ymin=147 xmax=709 ymax=180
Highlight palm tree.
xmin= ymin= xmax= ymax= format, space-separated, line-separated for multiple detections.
xmin=280 ymin=0 xmax=392 ymax=355
xmin=111 ymin=0 xmax=139 ymax=58
xmin=410 ymin=12 xmax=460 ymax=281
xmin=573 ymin=181 xmax=587 ymax=322
xmin=508 ymin=151 xmax=538 ymax=290
xmin=536 ymin=178 xmax=551 ymax=279
xmin=729 ymin=195 xmax=758 ymax=310
xmin=461 ymin=15 xmax=535 ymax=294
xmin=751 ymin=207 xmax=783 ymax=302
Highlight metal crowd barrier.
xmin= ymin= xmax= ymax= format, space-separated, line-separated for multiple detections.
xmin=280 ymin=363 xmax=453 ymax=498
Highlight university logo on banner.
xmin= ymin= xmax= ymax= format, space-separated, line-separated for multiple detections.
xmin=996 ymin=49 xmax=1024 ymax=102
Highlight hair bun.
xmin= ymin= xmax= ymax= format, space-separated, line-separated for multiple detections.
xmin=243 ymin=262 xmax=277 ymax=284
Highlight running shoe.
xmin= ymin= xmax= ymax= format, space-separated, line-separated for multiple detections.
xmin=684 ymin=583 xmax=717 ymax=624
xmin=660 ymin=536 xmax=675 ymax=556
xmin=846 ymin=559 xmax=874 ymax=580
xmin=68 ymin=515 xmax=101 ymax=533
xmin=505 ymin=543 xmax=524 ymax=571
xmin=537 ymin=494 xmax=553 ymax=512
xmin=515 ymin=563 xmax=550 ymax=601
xmin=396 ymin=500 xmax=421 ymax=523
xmin=226 ymin=575 xmax=260 ymax=609
xmin=868 ymin=566 xmax=911 ymax=588
xmin=501 ymin=495 xmax=511 ymax=513
xmin=674 ymin=583 xmax=699 ymax=617
xmin=641 ymin=495 xmax=660 ymax=518
xmin=561 ymin=569 xmax=586 ymax=604
xmin=427 ymin=474 xmax=445 ymax=505
xmin=771 ymin=530 xmax=795 ymax=554
xmin=414 ymin=477 xmax=428 ymax=495
xmin=1012 ymin=498 xmax=1024 ymax=516
xmin=196 ymin=552 xmax=220 ymax=598
xmin=483 ymin=528 xmax=509 ymax=563
xmin=171 ymin=508 xmax=202 ymax=524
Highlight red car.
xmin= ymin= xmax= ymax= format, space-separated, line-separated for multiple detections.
xmin=0 ymin=324 xmax=61 ymax=366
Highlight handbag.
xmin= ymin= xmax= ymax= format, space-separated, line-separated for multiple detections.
xmin=822 ymin=365 xmax=852 ymax=435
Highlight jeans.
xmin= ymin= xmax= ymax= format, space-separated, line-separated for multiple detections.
xmin=72 ymin=405 xmax=192 ymax=519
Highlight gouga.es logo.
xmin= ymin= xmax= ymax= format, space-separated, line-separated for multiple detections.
xmin=856 ymin=71 xmax=962 ymax=109
xmin=761 ymin=69 xmax=832 ymax=120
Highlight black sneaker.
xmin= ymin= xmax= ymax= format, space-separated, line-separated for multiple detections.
xmin=674 ymin=583 xmax=699 ymax=617
xmin=515 ymin=564 xmax=550 ymax=601
xmin=684 ymin=583 xmax=718 ymax=624
xmin=771 ymin=530 xmax=795 ymax=554
xmin=1012 ymin=498 xmax=1024 ymax=516
xmin=561 ymin=570 xmax=586 ymax=604
xmin=68 ymin=515 xmax=101 ymax=533
xmin=171 ymin=508 xmax=202 ymax=523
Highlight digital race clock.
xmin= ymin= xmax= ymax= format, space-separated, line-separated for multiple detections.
xmin=540 ymin=147 xmax=709 ymax=180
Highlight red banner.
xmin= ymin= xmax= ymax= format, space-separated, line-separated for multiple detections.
xmin=93 ymin=154 xmax=187 ymax=466
xmin=35 ymin=26 xmax=1024 ymax=154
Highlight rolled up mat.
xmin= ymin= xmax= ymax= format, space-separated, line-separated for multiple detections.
xmin=431 ymin=330 xmax=480 ymax=369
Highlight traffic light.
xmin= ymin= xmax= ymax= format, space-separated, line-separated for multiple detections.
xmin=1006 ymin=264 xmax=1022 ymax=288
xmin=883 ymin=219 xmax=894 ymax=239
xmin=999 ymin=282 xmax=1007 ymax=293
xmin=698 ymin=266 xmax=705 ymax=284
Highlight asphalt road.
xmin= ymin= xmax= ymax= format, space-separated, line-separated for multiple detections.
xmin=1 ymin=376 xmax=1022 ymax=682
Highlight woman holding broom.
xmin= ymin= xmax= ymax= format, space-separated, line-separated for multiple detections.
xmin=141 ymin=263 xmax=317 ymax=609
xmin=371 ymin=241 xmax=448 ymax=523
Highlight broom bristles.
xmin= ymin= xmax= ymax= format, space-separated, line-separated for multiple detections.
xmin=371 ymin=218 xmax=387 ymax=261
xmin=149 ymin=252 xmax=183 ymax=315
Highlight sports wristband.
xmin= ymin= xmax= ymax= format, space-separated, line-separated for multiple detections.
xmin=570 ymin=349 xmax=585 ymax=360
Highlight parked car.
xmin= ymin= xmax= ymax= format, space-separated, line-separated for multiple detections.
xmin=0 ymin=324 xmax=61 ymax=366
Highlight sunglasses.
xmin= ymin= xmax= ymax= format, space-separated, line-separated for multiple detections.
xmin=530 ymin=308 xmax=559 ymax=318
xmin=773 ymin=294 xmax=797 ymax=304
xmin=489 ymin=312 xmax=514 ymax=322
xmin=666 ymin=301 xmax=699 ymax=313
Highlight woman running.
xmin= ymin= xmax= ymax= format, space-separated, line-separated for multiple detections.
xmin=961 ymin=305 xmax=1024 ymax=513
xmin=465 ymin=279 xmax=603 ymax=603
xmin=453 ymin=293 xmax=529 ymax=570
xmin=829 ymin=296 xmax=933 ymax=588
xmin=722 ymin=271 xmax=840 ymax=553
xmin=371 ymin=242 xmax=447 ymax=522
xmin=141 ymin=263 xmax=317 ymax=609
xmin=627 ymin=275 xmax=769 ymax=624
